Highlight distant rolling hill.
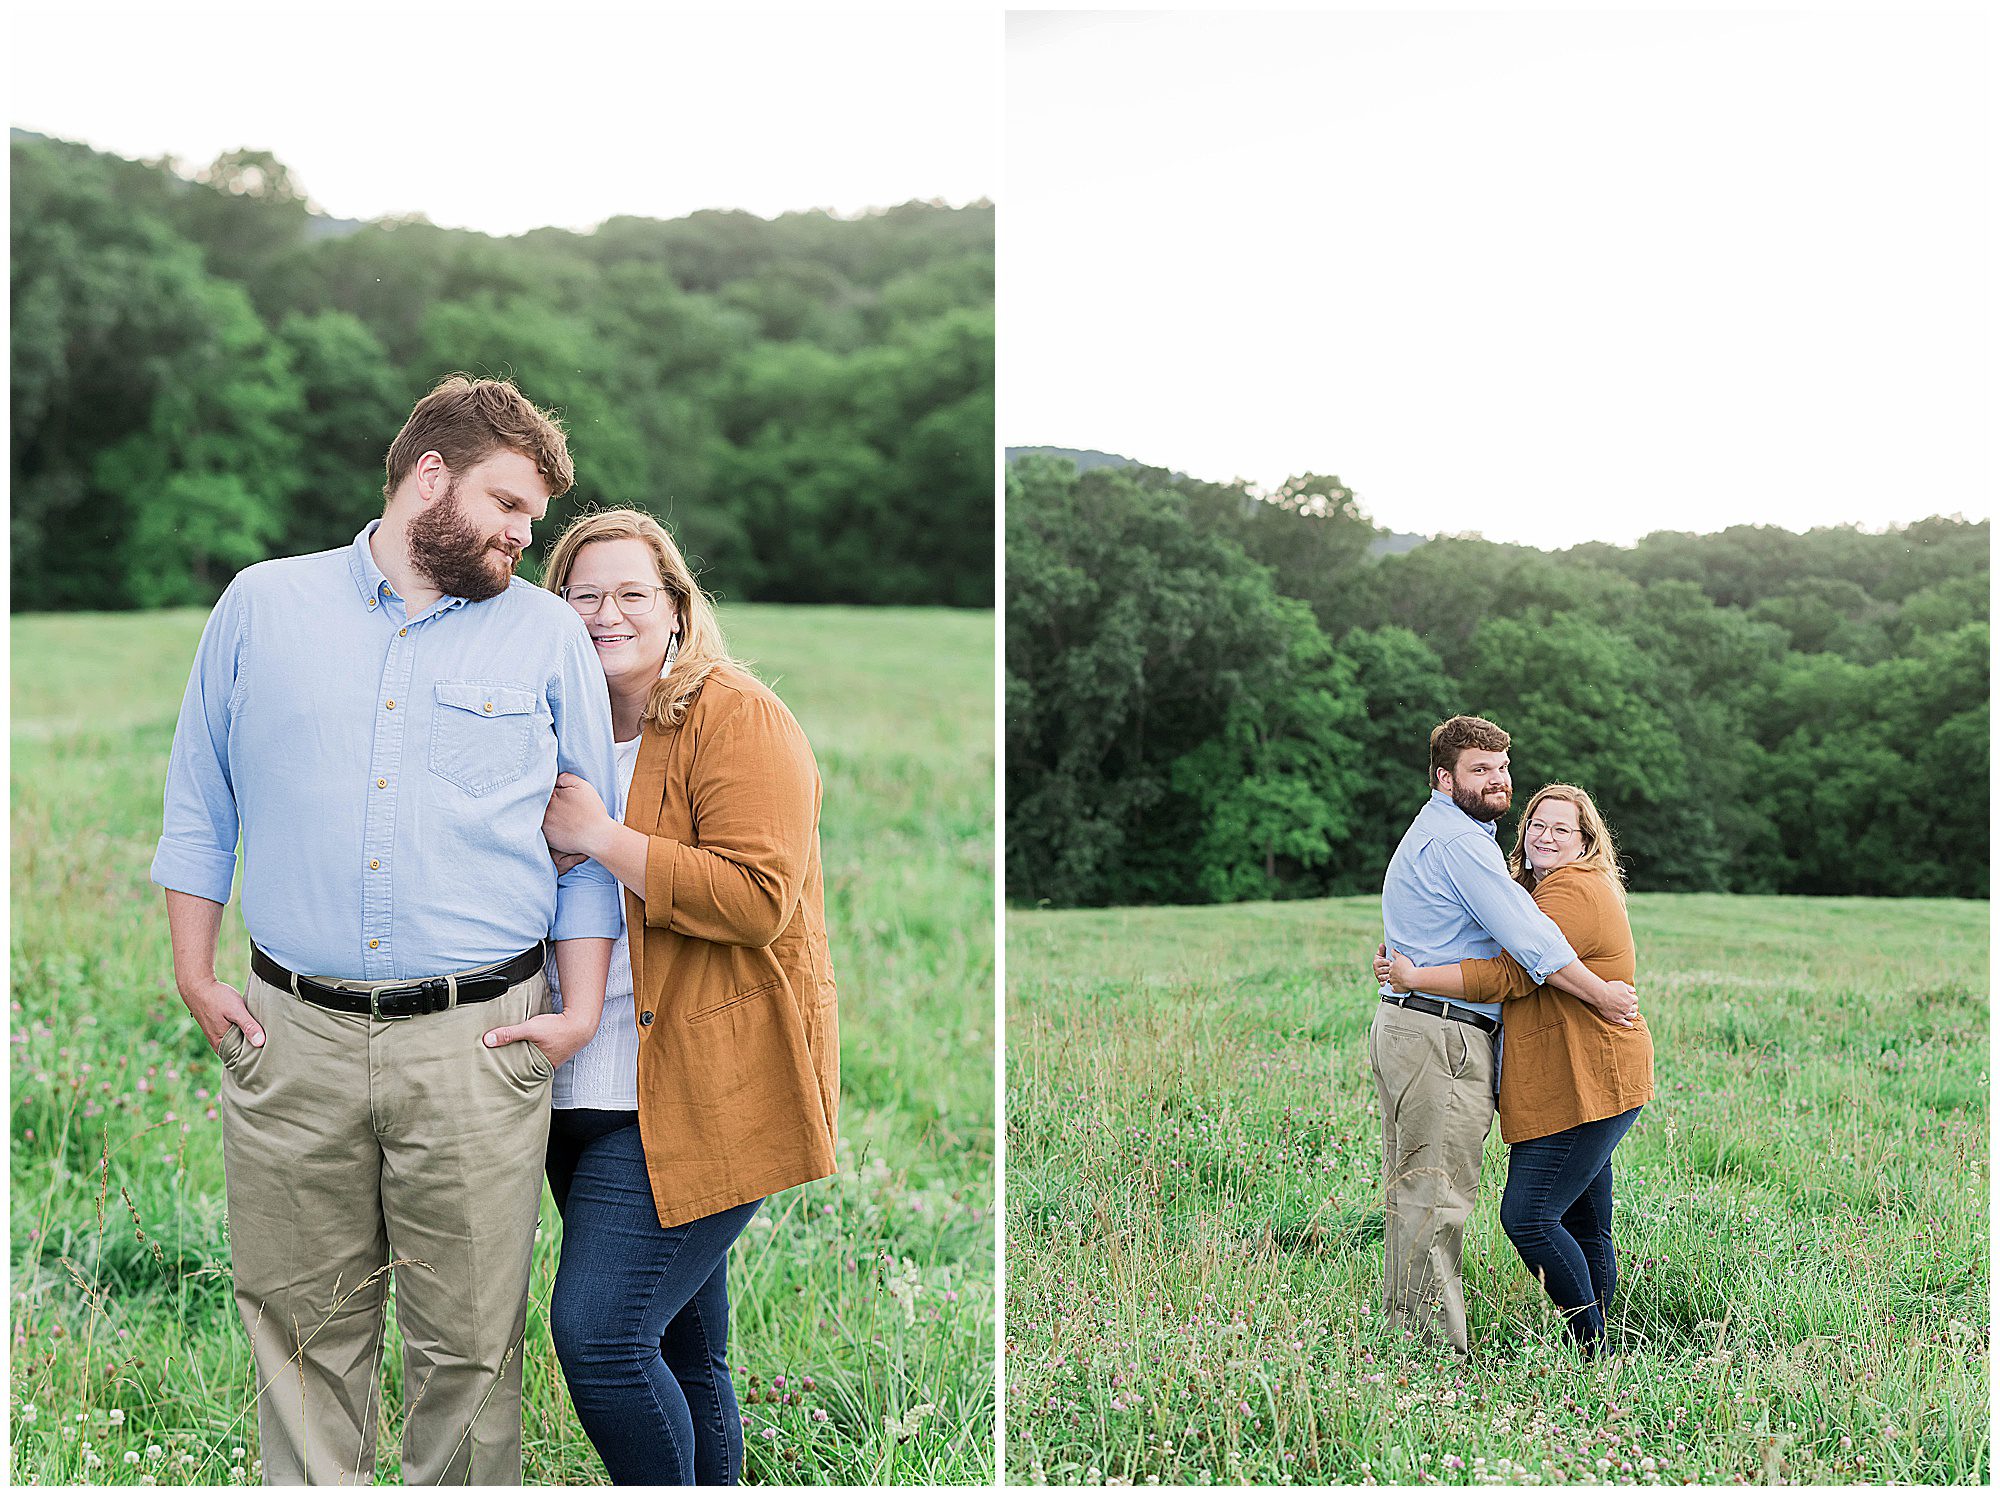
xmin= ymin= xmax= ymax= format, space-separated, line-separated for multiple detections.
xmin=1006 ymin=445 xmax=1171 ymax=477
xmin=13 ymin=126 xmax=365 ymax=238
xmin=1006 ymin=445 xmax=1424 ymax=555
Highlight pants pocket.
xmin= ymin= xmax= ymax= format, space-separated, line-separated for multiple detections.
xmin=1444 ymin=1023 xmax=1470 ymax=1078
xmin=485 ymin=975 xmax=554 ymax=1086
xmin=222 ymin=979 xmax=269 ymax=1079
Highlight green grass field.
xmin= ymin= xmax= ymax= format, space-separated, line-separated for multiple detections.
xmin=10 ymin=604 xmax=995 ymax=1485
xmin=1006 ymin=894 xmax=1988 ymax=1484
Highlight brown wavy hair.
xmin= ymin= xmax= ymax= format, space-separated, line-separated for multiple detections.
xmin=542 ymin=508 xmax=750 ymax=729
xmin=383 ymin=374 xmax=574 ymax=502
xmin=1507 ymin=783 xmax=1627 ymax=907
xmin=1429 ymin=714 xmax=1510 ymax=786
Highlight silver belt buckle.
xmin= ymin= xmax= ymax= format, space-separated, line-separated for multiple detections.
xmin=369 ymin=973 xmax=459 ymax=1022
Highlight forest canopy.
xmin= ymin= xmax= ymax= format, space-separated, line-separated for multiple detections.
xmin=11 ymin=133 xmax=994 ymax=610
xmin=1006 ymin=454 xmax=1988 ymax=904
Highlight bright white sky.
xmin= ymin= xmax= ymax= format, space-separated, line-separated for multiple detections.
xmin=11 ymin=9 xmax=997 ymax=235
xmin=1006 ymin=9 xmax=1991 ymax=549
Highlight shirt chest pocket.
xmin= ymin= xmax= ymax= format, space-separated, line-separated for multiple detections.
xmin=428 ymin=680 xmax=540 ymax=796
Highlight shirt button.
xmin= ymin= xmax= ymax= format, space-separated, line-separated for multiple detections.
xmin=376 ymin=778 xmax=387 ymax=788
xmin=369 ymin=859 xmax=380 ymax=870
xmin=639 ymin=1012 xmax=654 ymax=1027
xmin=398 ymin=628 xmax=407 ymax=637
xmin=385 ymin=699 xmax=395 ymax=710
xmin=368 ymin=939 xmax=380 ymax=950
xmin=483 ymin=702 xmax=494 ymax=713
xmin=367 ymin=598 xmax=376 ymax=609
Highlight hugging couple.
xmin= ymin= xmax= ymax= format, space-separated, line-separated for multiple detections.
xmin=152 ymin=376 xmax=839 ymax=1484
xmin=1371 ymin=714 xmax=1656 ymax=1358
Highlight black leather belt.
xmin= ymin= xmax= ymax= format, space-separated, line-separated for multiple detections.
xmin=250 ymin=945 xmax=543 ymax=1022
xmin=1382 ymin=992 xmax=1500 ymax=1034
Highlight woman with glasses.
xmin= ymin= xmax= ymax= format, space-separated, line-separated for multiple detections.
xmin=1375 ymin=784 xmax=1653 ymax=1356
xmin=534 ymin=508 xmax=839 ymax=1483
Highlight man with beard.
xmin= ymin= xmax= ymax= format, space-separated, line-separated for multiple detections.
xmin=152 ymin=375 xmax=620 ymax=1483
xmin=1372 ymin=715 xmax=1639 ymax=1354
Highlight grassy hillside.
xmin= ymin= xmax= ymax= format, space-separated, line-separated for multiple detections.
xmin=1006 ymin=893 xmax=1988 ymax=1484
xmin=10 ymin=603 xmax=996 ymax=1485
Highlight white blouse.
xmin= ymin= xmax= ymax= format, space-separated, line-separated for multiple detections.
xmin=549 ymin=732 xmax=643 ymax=1111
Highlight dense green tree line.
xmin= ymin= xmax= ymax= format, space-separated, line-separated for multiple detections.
xmin=11 ymin=134 xmax=993 ymax=609
xmin=1007 ymin=454 xmax=1988 ymax=904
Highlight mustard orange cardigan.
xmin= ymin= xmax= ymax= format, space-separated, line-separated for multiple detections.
xmin=1459 ymin=864 xmax=1655 ymax=1144
xmin=623 ymin=666 xmax=839 ymax=1227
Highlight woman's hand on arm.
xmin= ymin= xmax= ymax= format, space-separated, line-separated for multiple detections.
xmin=545 ymin=773 xmax=613 ymax=857
xmin=544 ymin=773 xmax=648 ymax=895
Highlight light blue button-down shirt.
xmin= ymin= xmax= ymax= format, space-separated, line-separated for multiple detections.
xmin=151 ymin=522 xmax=623 ymax=981
xmin=1379 ymin=789 xmax=1578 ymax=1020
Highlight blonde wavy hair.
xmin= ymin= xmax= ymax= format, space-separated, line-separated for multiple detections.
xmin=542 ymin=508 xmax=749 ymax=729
xmin=1507 ymin=783 xmax=1627 ymax=907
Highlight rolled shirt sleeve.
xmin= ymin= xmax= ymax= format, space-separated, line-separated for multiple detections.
xmin=151 ymin=583 xmax=248 ymax=904
xmin=548 ymin=617 xmax=625 ymax=942
xmin=1434 ymin=832 xmax=1577 ymax=983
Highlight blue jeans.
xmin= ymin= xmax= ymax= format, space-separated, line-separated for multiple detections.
xmin=1499 ymin=1106 xmax=1641 ymax=1350
xmin=546 ymin=1109 xmax=762 ymax=1485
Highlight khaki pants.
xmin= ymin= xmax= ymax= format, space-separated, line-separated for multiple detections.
xmin=219 ymin=969 xmax=554 ymax=1485
xmin=1369 ymin=1001 xmax=1496 ymax=1355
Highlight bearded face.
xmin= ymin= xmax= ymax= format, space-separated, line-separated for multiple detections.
xmin=1442 ymin=749 xmax=1511 ymax=823
xmin=407 ymin=475 xmax=519 ymax=602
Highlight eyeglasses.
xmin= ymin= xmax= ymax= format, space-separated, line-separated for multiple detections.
xmin=560 ymin=584 xmax=672 ymax=617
